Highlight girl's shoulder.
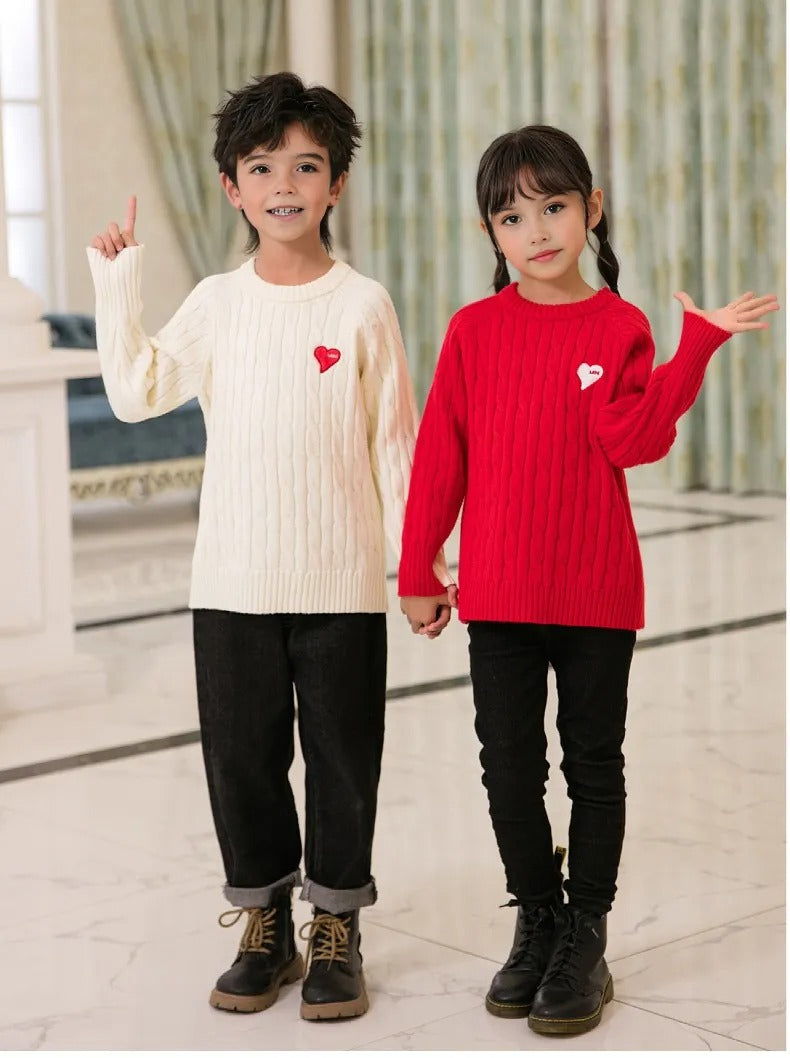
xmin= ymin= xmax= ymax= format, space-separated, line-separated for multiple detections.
xmin=444 ymin=290 xmax=504 ymax=337
xmin=602 ymin=293 xmax=652 ymax=340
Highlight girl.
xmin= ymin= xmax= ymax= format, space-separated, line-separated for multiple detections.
xmin=398 ymin=125 xmax=778 ymax=1037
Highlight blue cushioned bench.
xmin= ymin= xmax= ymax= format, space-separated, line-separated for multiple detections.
xmin=45 ymin=313 xmax=206 ymax=501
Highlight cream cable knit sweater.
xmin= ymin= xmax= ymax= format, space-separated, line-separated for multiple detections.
xmin=87 ymin=246 xmax=445 ymax=614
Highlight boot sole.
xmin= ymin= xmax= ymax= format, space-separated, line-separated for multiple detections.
xmin=209 ymin=953 xmax=304 ymax=1013
xmin=528 ymin=974 xmax=614 ymax=1036
xmin=485 ymin=993 xmax=532 ymax=1019
xmin=300 ymin=975 xmax=369 ymax=1021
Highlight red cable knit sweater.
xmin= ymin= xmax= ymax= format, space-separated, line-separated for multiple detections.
xmin=398 ymin=284 xmax=731 ymax=630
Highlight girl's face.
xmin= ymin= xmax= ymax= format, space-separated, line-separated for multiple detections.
xmin=488 ymin=178 xmax=603 ymax=289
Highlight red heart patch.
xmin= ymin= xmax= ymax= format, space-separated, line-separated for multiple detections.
xmin=314 ymin=345 xmax=341 ymax=373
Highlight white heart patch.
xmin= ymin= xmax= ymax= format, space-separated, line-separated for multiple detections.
xmin=577 ymin=363 xmax=604 ymax=390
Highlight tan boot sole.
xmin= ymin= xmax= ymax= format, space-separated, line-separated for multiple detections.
xmin=209 ymin=953 xmax=304 ymax=1013
xmin=528 ymin=974 xmax=613 ymax=1035
xmin=485 ymin=992 xmax=532 ymax=1018
xmin=300 ymin=975 xmax=369 ymax=1020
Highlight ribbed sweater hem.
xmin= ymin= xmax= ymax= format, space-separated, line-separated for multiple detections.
xmin=457 ymin=578 xmax=644 ymax=630
xmin=189 ymin=565 xmax=389 ymax=614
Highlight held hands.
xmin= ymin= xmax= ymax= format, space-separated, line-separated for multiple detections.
xmin=400 ymin=593 xmax=452 ymax=638
xmin=674 ymin=290 xmax=779 ymax=333
xmin=90 ymin=195 xmax=138 ymax=259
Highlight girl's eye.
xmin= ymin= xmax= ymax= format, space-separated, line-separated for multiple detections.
xmin=545 ymin=202 xmax=564 ymax=215
xmin=501 ymin=214 xmax=520 ymax=226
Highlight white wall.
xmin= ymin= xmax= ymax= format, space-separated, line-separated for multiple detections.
xmin=51 ymin=0 xmax=195 ymax=328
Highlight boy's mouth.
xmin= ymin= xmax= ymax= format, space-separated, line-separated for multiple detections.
xmin=267 ymin=207 xmax=303 ymax=216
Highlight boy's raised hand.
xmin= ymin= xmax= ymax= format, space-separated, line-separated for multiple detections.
xmin=674 ymin=290 xmax=779 ymax=333
xmin=90 ymin=195 xmax=138 ymax=259
xmin=400 ymin=594 xmax=451 ymax=638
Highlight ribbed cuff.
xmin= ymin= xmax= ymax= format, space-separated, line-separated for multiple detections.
xmin=674 ymin=312 xmax=732 ymax=382
xmin=86 ymin=244 xmax=144 ymax=305
xmin=398 ymin=549 xmax=446 ymax=596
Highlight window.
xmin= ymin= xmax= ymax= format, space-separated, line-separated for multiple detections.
xmin=0 ymin=0 xmax=49 ymax=304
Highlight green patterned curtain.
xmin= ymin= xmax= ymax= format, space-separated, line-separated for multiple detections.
xmin=348 ymin=0 xmax=784 ymax=492
xmin=609 ymin=0 xmax=785 ymax=492
xmin=113 ymin=0 xmax=285 ymax=280
xmin=348 ymin=0 xmax=605 ymax=404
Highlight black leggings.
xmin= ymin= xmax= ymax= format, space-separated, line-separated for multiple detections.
xmin=468 ymin=621 xmax=636 ymax=915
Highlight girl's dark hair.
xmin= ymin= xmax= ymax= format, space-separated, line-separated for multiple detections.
xmin=476 ymin=125 xmax=620 ymax=295
xmin=213 ymin=71 xmax=362 ymax=254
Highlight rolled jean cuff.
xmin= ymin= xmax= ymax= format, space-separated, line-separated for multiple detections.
xmin=300 ymin=876 xmax=377 ymax=913
xmin=223 ymin=869 xmax=303 ymax=908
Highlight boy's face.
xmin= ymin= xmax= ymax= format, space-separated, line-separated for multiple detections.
xmin=221 ymin=123 xmax=346 ymax=248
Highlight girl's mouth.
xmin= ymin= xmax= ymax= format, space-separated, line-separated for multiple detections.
xmin=531 ymin=250 xmax=560 ymax=262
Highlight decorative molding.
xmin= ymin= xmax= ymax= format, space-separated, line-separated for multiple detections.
xmin=70 ymin=456 xmax=204 ymax=502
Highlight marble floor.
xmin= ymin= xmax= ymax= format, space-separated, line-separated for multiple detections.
xmin=0 ymin=489 xmax=785 ymax=1051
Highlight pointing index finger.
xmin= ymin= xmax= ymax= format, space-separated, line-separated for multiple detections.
xmin=125 ymin=195 xmax=137 ymax=234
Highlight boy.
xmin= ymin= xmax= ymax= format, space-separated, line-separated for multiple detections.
xmin=88 ymin=71 xmax=451 ymax=1021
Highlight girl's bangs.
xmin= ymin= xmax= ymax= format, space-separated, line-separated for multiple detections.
xmin=483 ymin=140 xmax=583 ymax=217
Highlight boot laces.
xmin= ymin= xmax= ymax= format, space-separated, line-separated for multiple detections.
xmin=504 ymin=906 xmax=552 ymax=972
xmin=299 ymin=913 xmax=350 ymax=965
xmin=218 ymin=907 xmax=276 ymax=954
xmin=542 ymin=916 xmax=585 ymax=988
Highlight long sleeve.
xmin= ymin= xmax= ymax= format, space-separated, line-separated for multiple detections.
xmin=86 ymin=245 xmax=213 ymax=423
xmin=594 ymin=311 xmax=731 ymax=468
xmin=398 ymin=318 xmax=468 ymax=596
xmin=360 ymin=292 xmax=452 ymax=586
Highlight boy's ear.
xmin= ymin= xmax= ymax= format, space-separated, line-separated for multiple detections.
xmin=220 ymin=172 xmax=242 ymax=209
xmin=588 ymin=188 xmax=604 ymax=228
xmin=328 ymin=171 xmax=348 ymax=206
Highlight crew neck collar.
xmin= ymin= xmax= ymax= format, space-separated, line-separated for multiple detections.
xmin=239 ymin=257 xmax=352 ymax=301
xmin=501 ymin=283 xmax=616 ymax=319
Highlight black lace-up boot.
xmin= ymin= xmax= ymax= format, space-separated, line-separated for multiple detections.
xmin=485 ymin=846 xmax=566 ymax=1018
xmin=299 ymin=908 xmax=368 ymax=1020
xmin=485 ymin=903 xmax=560 ymax=1017
xmin=528 ymin=906 xmax=613 ymax=1035
xmin=209 ymin=888 xmax=303 ymax=1013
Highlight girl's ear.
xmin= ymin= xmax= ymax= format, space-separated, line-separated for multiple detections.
xmin=329 ymin=171 xmax=348 ymax=206
xmin=221 ymin=172 xmax=242 ymax=209
xmin=588 ymin=188 xmax=604 ymax=229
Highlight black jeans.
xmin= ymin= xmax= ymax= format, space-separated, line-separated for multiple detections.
xmin=193 ymin=609 xmax=387 ymax=913
xmin=468 ymin=621 xmax=636 ymax=915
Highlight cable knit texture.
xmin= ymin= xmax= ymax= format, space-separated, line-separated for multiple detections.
xmin=398 ymin=284 xmax=731 ymax=630
xmin=87 ymin=245 xmax=445 ymax=614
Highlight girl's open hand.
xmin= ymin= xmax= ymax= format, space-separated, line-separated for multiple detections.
xmin=90 ymin=195 xmax=138 ymax=259
xmin=674 ymin=290 xmax=779 ymax=333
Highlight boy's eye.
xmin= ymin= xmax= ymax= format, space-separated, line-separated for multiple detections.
xmin=545 ymin=202 xmax=564 ymax=215
xmin=251 ymin=164 xmax=269 ymax=174
xmin=297 ymin=163 xmax=318 ymax=173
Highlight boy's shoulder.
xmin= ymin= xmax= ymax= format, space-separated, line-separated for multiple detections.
xmin=337 ymin=265 xmax=398 ymax=320
xmin=186 ymin=264 xmax=245 ymax=303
